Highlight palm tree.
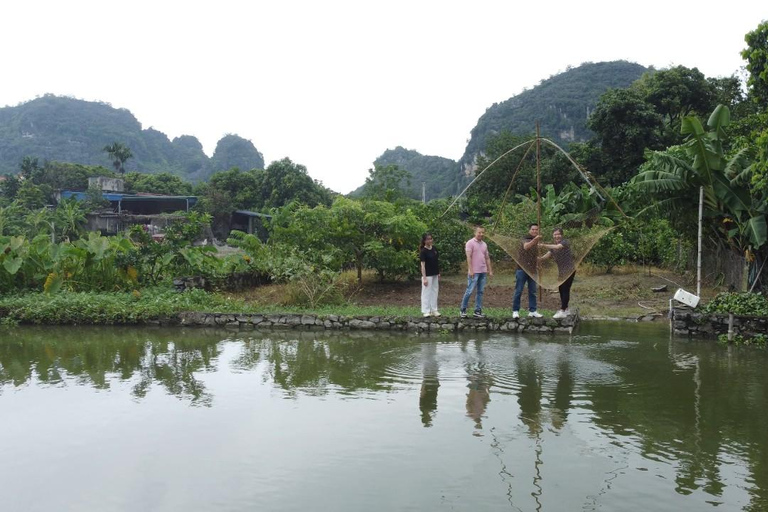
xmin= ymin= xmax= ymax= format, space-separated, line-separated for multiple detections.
xmin=103 ymin=142 xmax=133 ymax=175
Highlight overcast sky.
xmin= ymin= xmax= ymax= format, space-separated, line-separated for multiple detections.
xmin=1 ymin=1 xmax=765 ymax=193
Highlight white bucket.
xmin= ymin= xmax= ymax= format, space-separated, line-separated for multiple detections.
xmin=673 ymin=288 xmax=700 ymax=308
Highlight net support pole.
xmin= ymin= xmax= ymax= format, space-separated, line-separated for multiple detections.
xmin=697 ymin=185 xmax=703 ymax=298
xmin=536 ymin=122 xmax=542 ymax=309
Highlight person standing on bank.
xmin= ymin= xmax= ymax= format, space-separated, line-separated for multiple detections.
xmin=513 ymin=223 xmax=543 ymax=319
xmin=539 ymin=227 xmax=575 ymax=319
xmin=420 ymin=233 xmax=441 ymax=317
xmin=460 ymin=226 xmax=493 ymax=319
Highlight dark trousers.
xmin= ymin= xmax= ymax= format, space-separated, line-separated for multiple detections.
xmin=559 ymin=273 xmax=575 ymax=310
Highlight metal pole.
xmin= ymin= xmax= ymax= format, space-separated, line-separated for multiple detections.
xmin=422 ymin=182 xmax=426 ymax=204
xmin=697 ymin=186 xmax=703 ymax=297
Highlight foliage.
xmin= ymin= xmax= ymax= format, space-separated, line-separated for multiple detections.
xmin=0 ymin=288 xmax=251 ymax=324
xmin=703 ymin=292 xmax=768 ymax=316
xmin=103 ymin=142 xmax=133 ymax=174
xmin=360 ymin=164 xmax=412 ymax=202
xmin=124 ymin=172 xmax=193 ymax=195
xmin=632 ymin=105 xmax=767 ymax=263
xmin=586 ymin=88 xmax=664 ymax=184
xmin=742 ymin=20 xmax=768 ymax=106
xmin=268 ymin=197 xmax=426 ymax=282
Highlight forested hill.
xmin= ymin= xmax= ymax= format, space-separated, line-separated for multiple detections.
xmin=459 ymin=60 xmax=647 ymax=175
xmin=0 ymin=95 xmax=264 ymax=181
xmin=350 ymin=147 xmax=461 ymax=200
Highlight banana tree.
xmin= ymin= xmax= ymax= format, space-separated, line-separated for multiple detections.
xmin=632 ymin=105 xmax=767 ymax=289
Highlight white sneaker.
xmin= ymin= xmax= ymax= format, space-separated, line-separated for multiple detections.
xmin=528 ymin=311 xmax=543 ymax=318
xmin=432 ymin=311 xmax=441 ymax=317
xmin=423 ymin=313 xmax=431 ymax=318
xmin=553 ymin=310 xmax=566 ymax=319
xmin=564 ymin=309 xmax=571 ymax=316
xmin=512 ymin=311 xmax=520 ymax=319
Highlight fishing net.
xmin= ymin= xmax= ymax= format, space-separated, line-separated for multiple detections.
xmin=445 ymin=133 xmax=623 ymax=291
xmin=488 ymin=199 xmax=614 ymax=289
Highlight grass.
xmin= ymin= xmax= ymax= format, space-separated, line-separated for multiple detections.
xmin=0 ymin=265 xmax=726 ymax=325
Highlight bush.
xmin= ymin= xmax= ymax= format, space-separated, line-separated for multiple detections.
xmin=702 ymin=292 xmax=768 ymax=316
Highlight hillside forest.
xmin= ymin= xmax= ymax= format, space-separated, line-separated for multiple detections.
xmin=1 ymin=21 xmax=768 ymax=304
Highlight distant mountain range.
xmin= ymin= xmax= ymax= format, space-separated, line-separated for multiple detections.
xmin=0 ymin=61 xmax=646 ymax=196
xmin=0 ymin=95 xmax=264 ymax=182
xmin=359 ymin=61 xmax=648 ymax=199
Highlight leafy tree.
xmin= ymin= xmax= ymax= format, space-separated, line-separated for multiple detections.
xmin=0 ymin=174 xmax=21 ymax=200
xmin=259 ymin=158 xmax=332 ymax=209
xmin=586 ymin=88 xmax=663 ymax=184
xmin=124 ymin=172 xmax=193 ymax=195
xmin=633 ymin=66 xmax=717 ymax=140
xmin=16 ymin=181 xmax=49 ymax=209
xmin=742 ymin=20 xmax=768 ymax=106
xmin=103 ymin=142 xmax=133 ymax=174
xmin=361 ymin=164 xmax=412 ymax=202
xmin=632 ymin=105 xmax=767 ymax=288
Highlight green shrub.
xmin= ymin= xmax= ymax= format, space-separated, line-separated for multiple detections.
xmin=703 ymin=292 xmax=768 ymax=316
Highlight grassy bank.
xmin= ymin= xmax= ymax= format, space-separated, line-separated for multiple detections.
xmin=0 ymin=264 xmax=717 ymax=326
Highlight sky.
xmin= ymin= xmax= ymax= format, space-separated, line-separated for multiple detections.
xmin=1 ymin=1 xmax=765 ymax=194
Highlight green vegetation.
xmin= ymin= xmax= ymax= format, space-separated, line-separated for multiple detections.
xmin=2 ymin=22 xmax=768 ymax=323
xmin=0 ymin=96 xmax=264 ymax=181
xmin=703 ymin=292 xmax=768 ymax=316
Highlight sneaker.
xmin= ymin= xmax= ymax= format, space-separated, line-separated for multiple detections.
xmin=553 ymin=310 xmax=566 ymax=319
xmin=528 ymin=311 xmax=543 ymax=318
xmin=432 ymin=311 xmax=441 ymax=317
xmin=460 ymin=310 xmax=467 ymax=318
xmin=512 ymin=311 xmax=520 ymax=319
xmin=564 ymin=309 xmax=571 ymax=316
xmin=423 ymin=313 xmax=431 ymax=318
xmin=473 ymin=311 xmax=485 ymax=319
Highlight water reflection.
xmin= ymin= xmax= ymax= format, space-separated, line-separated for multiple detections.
xmin=419 ymin=343 xmax=439 ymax=427
xmin=1 ymin=324 xmax=767 ymax=511
xmin=0 ymin=326 xmax=218 ymax=405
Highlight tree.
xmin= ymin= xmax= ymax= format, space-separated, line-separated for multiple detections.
xmin=361 ymin=164 xmax=412 ymax=202
xmin=103 ymin=142 xmax=133 ymax=174
xmin=259 ymin=158 xmax=332 ymax=209
xmin=632 ymin=105 xmax=767 ymax=288
xmin=586 ymin=88 xmax=664 ymax=184
xmin=124 ymin=172 xmax=193 ymax=196
xmin=742 ymin=20 xmax=768 ymax=106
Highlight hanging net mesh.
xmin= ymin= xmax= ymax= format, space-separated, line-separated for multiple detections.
xmin=446 ymin=135 xmax=623 ymax=290
xmin=488 ymin=199 xmax=615 ymax=289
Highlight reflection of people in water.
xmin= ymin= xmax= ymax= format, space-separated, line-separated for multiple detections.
xmin=419 ymin=343 xmax=440 ymax=427
xmin=466 ymin=363 xmax=492 ymax=433
xmin=515 ymin=354 xmax=543 ymax=436
xmin=550 ymin=352 xmax=574 ymax=431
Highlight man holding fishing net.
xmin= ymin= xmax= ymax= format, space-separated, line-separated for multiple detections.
xmin=512 ymin=223 xmax=543 ymax=319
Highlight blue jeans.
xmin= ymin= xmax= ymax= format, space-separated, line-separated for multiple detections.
xmin=460 ymin=273 xmax=487 ymax=312
xmin=513 ymin=269 xmax=537 ymax=312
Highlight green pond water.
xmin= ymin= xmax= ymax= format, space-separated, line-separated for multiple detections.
xmin=1 ymin=322 xmax=767 ymax=511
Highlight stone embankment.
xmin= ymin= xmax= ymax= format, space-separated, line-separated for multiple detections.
xmin=671 ymin=307 xmax=768 ymax=338
xmin=173 ymin=312 xmax=579 ymax=333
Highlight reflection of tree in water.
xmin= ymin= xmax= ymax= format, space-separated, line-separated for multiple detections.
xmin=0 ymin=327 xmax=219 ymax=405
xmin=237 ymin=330 xmax=418 ymax=397
xmin=419 ymin=343 xmax=439 ymax=427
xmin=583 ymin=339 xmax=768 ymax=509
